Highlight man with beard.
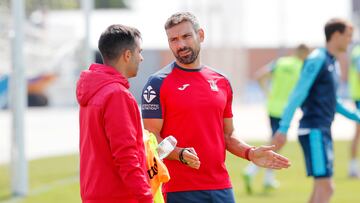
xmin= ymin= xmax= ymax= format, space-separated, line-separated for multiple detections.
xmin=141 ymin=12 xmax=291 ymax=203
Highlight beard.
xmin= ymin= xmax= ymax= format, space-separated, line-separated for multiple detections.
xmin=173 ymin=46 xmax=200 ymax=64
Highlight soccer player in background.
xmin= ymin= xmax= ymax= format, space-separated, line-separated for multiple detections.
xmin=141 ymin=11 xmax=291 ymax=203
xmin=348 ymin=43 xmax=360 ymax=178
xmin=243 ymin=44 xmax=310 ymax=194
xmin=272 ymin=18 xmax=360 ymax=203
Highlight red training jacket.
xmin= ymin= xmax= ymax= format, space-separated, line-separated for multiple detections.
xmin=76 ymin=63 xmax=153 ymax=203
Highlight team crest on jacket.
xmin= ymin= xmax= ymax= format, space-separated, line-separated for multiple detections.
xmin=208 ymin=80 xmax=218 ymax=91
xmin=143 ymin=86 xmax=157 ymax=103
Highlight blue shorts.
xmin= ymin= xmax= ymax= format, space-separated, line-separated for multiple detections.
xmin=166 ymin=188 xmax=235 ymax=203
xmin=269 ymin=116 xmax=281 ymax=136
xmin=298 ymin=128 xmax=333 ymax=178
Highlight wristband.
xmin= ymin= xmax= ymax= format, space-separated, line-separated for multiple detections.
xmin=244 ymin=147 xmax=255 ymax=161
xmin=179 ymin=148 xmax=189 ymax=165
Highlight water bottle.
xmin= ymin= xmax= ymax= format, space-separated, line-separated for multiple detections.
xmin=157 ymin=135 xmax=177 ymax=159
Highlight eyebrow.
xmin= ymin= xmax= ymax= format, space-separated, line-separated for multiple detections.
xmin=182 ymin=32 xmax=193 ymax=36
xmin=170 ymin=32 xmax=192 ymax=39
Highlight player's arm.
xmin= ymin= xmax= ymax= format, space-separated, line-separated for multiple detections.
xmin=273 ymin=54 xmax=324 ymax=149
xmin=340 ymin=49 xmax=360 ymax=122
xmin=104 ymin=92 xmax=152 ymax=202
xmin=143 ymin=118 xmax=163 ymax=142
xmin=141 ymin=76 xmax=165 ymax=144
xmin=254 ymin=60 xmax=275 ymax=97
xmin=223 ymin=118 xmax=253 ymax=158
xmin=335 ymin=99 xmax=360 ymax=123
xmin=224 ymin=118 xmax=291 ymax=169
xmin=222 ymin=81 xmax=253 ymax=158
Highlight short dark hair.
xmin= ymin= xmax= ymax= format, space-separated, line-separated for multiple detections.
xmin=98 ymin=24 xmax=141 ymax=62
xmin=324 ymin=18 xmax=350 ymax=42
xmin=295 ymin=43 xmax=310 ymax=54
xmin=164 ymin=12 xmax=200 ymax=31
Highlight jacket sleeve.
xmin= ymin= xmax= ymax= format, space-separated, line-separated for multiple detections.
xmin=336 ymin=99 xmax=360 ymax=123
xmin=103 ymin=90 xmax=153 ymax=203
xmin=278 ymin=57 xmax=323 ymax=134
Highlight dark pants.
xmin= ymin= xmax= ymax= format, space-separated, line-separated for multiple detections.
xmin=166 ymin=188 xmax=235 ymax=203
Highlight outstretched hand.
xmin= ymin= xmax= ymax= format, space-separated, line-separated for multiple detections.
xmin=249 ymin=145 xmax=291 ymax=169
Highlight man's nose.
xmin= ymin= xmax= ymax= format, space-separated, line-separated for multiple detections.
xmin=176 ymin=40 xmax=186 ymax=50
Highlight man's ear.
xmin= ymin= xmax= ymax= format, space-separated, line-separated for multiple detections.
xmin=198 ymin=28 xmax=205 ymax=42
xmin=123 ymin=49 xmax=132 ymax=62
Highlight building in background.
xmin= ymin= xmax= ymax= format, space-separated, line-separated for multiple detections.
xmin=0 ymin=0 xmax=353 ymax=106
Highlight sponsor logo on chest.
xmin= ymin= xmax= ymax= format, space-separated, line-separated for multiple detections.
xmin=143 ymin=85 xmax=156 ymax=103
xmin=176 ymin=80 xmax=219 ymax=92
xmin=178 ymin=84 xmax=190 ymax=91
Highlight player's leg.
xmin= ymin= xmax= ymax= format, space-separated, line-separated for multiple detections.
xmin=299 ymin=128 xmax=334 ymax=203
xmin=349 ymin=101 xmax=360 ymax=178
xmin=242 ymin=163 xmax=257 ymax=194
xmin=263 ymin=116 xmax=281 ymax=190
xmin=310 ymin=178 xmax=334 ymax=203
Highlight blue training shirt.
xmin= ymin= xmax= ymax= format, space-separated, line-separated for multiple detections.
xmin=278 ymin=48 xmax=360 ymax=134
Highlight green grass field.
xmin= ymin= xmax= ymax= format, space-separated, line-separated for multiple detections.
xmin=0 ymin=141 xmax=359 ymax=203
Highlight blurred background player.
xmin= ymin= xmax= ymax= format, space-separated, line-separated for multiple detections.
xmin=348 ymin=43 xmax=360 ymax=178
xmin=243 ymin=44 xmax=310 ymax=193
xmin=272 ymin=18 xmax=360 ymax=203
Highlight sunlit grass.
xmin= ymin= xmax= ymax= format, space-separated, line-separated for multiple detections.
xmin=0 ymin=141 xmax=359 ymax=203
